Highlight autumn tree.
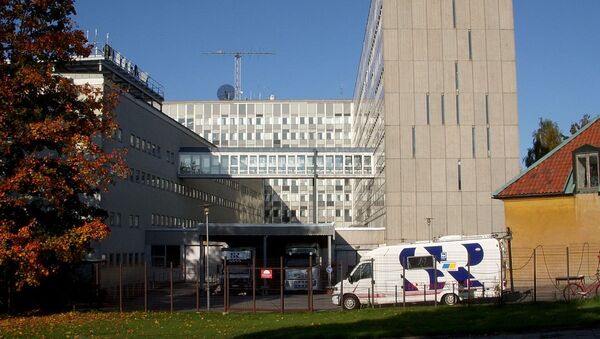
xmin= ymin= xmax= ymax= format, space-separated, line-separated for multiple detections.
xmin=0 ymin=0 xmax=126 ymax=294
xmin=523 ymin=118 xmax=565 ymax=167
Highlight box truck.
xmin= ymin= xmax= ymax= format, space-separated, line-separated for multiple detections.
xmin=332 ymin=235 xmax=507 ymax=309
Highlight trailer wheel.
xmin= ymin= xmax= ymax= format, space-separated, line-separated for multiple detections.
xmin=342 ymin=294 xmax=360 ymax=310
xmin=442 ymin=293 xmax=459 ymax=306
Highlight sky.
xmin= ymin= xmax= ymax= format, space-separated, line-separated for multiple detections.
xmin=74 ymin=0 xmax=600 ymax=164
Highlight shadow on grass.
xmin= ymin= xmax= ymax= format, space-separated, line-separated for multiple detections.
xmin=234 ymin=301 xmax=600 ymax=338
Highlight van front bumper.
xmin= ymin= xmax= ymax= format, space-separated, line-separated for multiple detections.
xmin=331 ymin=294 xmax=340 ymax=306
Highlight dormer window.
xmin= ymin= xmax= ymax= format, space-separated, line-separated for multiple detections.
xmin=574 ymin=145 xmax=599 ymax=192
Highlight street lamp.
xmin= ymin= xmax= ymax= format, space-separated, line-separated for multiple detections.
xmin=425 ymin=217 xmax=434 ymax=241
xmin=203 ymin=206 xmax=210 ymax=312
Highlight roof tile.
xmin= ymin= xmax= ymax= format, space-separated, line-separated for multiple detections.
xmin=496 ymin=119 xmax=600 ymax=198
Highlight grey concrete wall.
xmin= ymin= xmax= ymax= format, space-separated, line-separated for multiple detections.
xmin=353 ymin=0 xmax=520 ymax=243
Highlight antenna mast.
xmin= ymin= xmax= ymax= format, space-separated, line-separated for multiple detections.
xmin=202 ymin=50 xmax=274 ymax=100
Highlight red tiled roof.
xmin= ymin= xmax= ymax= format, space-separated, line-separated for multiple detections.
xmin=495 ymin=118 xmax=600 ymax=199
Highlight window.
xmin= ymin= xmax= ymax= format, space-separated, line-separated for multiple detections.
xmin=426 ymin=93 xmax=430 ymax=125
xmin=485 ymin=94 xmax=490 ymax=125
xmin=454 ymin=62 xmax=459 ymax=91
xmin=456 ymin=94 xmax=460 ymax=124
xmin=472 ymin=126 xmax=476 ymax=158
xmin=457 ymin=159 xmax=462 ymax=191
xmin=452 ymin=0 xmax=456 ymax=28
xmin=486 ymin=127 xmax=491 ymax=157
xmin=468 ymin=30 xmax=472 ymax=60
xmin=441 ymin=94 xmax=445 ymax=125
xmin=575 ymin=148 xmax=600 ymax=191
xmin=411 ymin=126 xmax=416 ymax=158
xmin=349 ymin=262 xmax=372 ymax=282
xmin=407 ymin=256 xmax=435 ymax=269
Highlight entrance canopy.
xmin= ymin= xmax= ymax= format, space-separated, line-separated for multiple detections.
xmin=146 ymin=223 xmax=335 ymax=245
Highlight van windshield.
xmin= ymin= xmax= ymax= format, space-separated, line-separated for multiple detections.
xmin=349 ymin=262 xmax=372 ymax=282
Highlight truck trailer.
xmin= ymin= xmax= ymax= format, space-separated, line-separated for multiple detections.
xmin=332 ymin=235 xmax=507 ymax=309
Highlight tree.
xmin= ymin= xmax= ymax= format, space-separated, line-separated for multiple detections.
xmin=569 ymin=114 xmax=593 ymax=135
xmin=0 ymin=0 xmax=127 ymax=290
xmin=523 ymin=118 xmax=565 ymax=167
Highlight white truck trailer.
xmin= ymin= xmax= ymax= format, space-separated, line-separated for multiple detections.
xmin=332 ymin=235 xmax=507 ymax=309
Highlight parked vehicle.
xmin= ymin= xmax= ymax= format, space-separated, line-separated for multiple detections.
xmin=221 ymin=248 xmax=254 ymax=292
xmin=332 ymin=235 xmax=507 ymax=309
xmin=284 ymin=243 xmax=321 ymax=291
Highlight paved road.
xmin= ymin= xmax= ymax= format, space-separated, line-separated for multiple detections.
xmin=105 ymin=282 xmax=339 ymax=312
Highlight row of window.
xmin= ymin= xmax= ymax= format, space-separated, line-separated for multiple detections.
xmin=425 ymin=93 xmax=491 ymax=127
xmin=128 ymin=132 xmax=177 ymax=164
xmin=151 ymin=213 xmax=200 ymax=229
xmin=202 ymin=131 xmax=351 ymax=143
xmin=176 ymin=101 xmax=352 ymax=117
xmin=105 ymin=252 xmax=145 ymax=267
xmin=189 ymin=115 xmax=352 ymax=127
xmin=411 ymin=125 xmax=491 ymax=159
xmin=265 ymin=193 xmax=352 ymax=203
xmin=214 ymin=178 xmax=261 ymax=199
xmin=128 ymin=167 xmax=261 ymax=215
xmin=107 ymin=212 xmax=140 ymax=228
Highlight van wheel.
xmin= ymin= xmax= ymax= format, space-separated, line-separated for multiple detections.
xmin=343 ymin=294 xmax=360 ymax=310
xmin=442 ymin=293 xmax=459 ymax=306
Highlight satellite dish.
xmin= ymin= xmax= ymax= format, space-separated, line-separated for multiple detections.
xmin=217 ymin=84 xmax=235 ymax=101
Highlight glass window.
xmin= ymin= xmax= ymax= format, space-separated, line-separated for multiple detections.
xmin=278 ymin=155 xmax=286 ymax=174
xmin=326 ymin=155 xmax=334 ymax=174
xmin=577 ymin=153 xmax=600 ymax=190
xmin=268 ymin=155 xmax=277 ymax=174
xmin=287 ymin=155 xmax=296 ymax=174
xmin=249 ymin=155 xmax=258 ymax=174
xmin=259 ymin=155 xmax=267 ymax=174
xmin=240 ymin=155 xmax=248 ymax=173
xmin=297 ymin=155 xmax=306 ymax=174
xmin=230 ymin=155 xmax=238 ymax=174
xmin=407 ymin=256 xmax=435 ymax=269
xmin=344 ymin=155 xmax=353 ymax=174
xmin=349 ymin=262 xmax=372 ymax=282
xmin=316 ymin=156 xmax=324 ymax=174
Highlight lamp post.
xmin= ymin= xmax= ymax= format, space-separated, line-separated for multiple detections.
xmin=204 ymin=206 xmax=210 ymax=312
xmin=425 ymin=217 xmax=434 ymax=241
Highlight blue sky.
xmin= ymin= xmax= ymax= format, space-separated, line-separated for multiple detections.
xmin=74 ymin=0 xmax=600 ymax=163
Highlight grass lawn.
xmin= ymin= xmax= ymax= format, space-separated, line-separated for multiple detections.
xmin=1 ymin=299 xmax=599 ymax=338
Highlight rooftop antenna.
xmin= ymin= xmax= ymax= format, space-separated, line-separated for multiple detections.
xmin=93 ymin=29 xmax=98 ymax=55
xmin=202 ymin=50 xmax=274 ymax=100
xmin=106 ymin=33 xmax=110 ymax=46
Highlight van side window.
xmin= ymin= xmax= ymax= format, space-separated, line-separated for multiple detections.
xmin=407 ymin=256 xmax=434 ymax=269
xmin=350 ymin=262 xmax=372 ymax=281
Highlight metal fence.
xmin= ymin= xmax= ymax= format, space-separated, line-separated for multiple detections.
xmin=4 ymin=244 xmax=599 ymax=313
xmin=510 ymin=243 xmax=600 ymax=302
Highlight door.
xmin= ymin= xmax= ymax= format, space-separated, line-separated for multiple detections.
xmin=347 ymin=261 xmax=374 ymax=304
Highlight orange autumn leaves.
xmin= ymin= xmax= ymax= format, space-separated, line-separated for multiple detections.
xmin=0 ymin=0 xmax=127 ymax=289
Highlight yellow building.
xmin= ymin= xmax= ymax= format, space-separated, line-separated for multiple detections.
xmin=494 ymin=117 xmax=600 ymax=299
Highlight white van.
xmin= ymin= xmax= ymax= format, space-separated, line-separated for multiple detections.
xmin=332 ymin=235 xmax=507 ymax=309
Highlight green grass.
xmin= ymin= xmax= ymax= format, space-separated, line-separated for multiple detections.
xmin=1 ymin=300 xmax=599 ymax=338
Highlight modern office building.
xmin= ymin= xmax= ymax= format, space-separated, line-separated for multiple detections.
xmin=352 ymin=0 xmax=520 ymax=244
xmin=55 ymin=0 xmax=521 ymax=285
xmin=58 ymin=46 xmax=264 ymax=288
xmin=163 ymin=100 xmax=357 ymax=227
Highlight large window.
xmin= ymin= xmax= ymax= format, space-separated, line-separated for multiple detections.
xmin=576 ymin=150 xmax=599 ymax=191
xmin=151 ymin=245 xmax=181 ymax=268
xmin=407 ymin=256 xmax=435 ymax=269
xmin=349 ymin=262 xmax=372 ymax=282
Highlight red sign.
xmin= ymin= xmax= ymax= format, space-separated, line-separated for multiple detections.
xmin=260 ymin=268 xmax=273 ymax=279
